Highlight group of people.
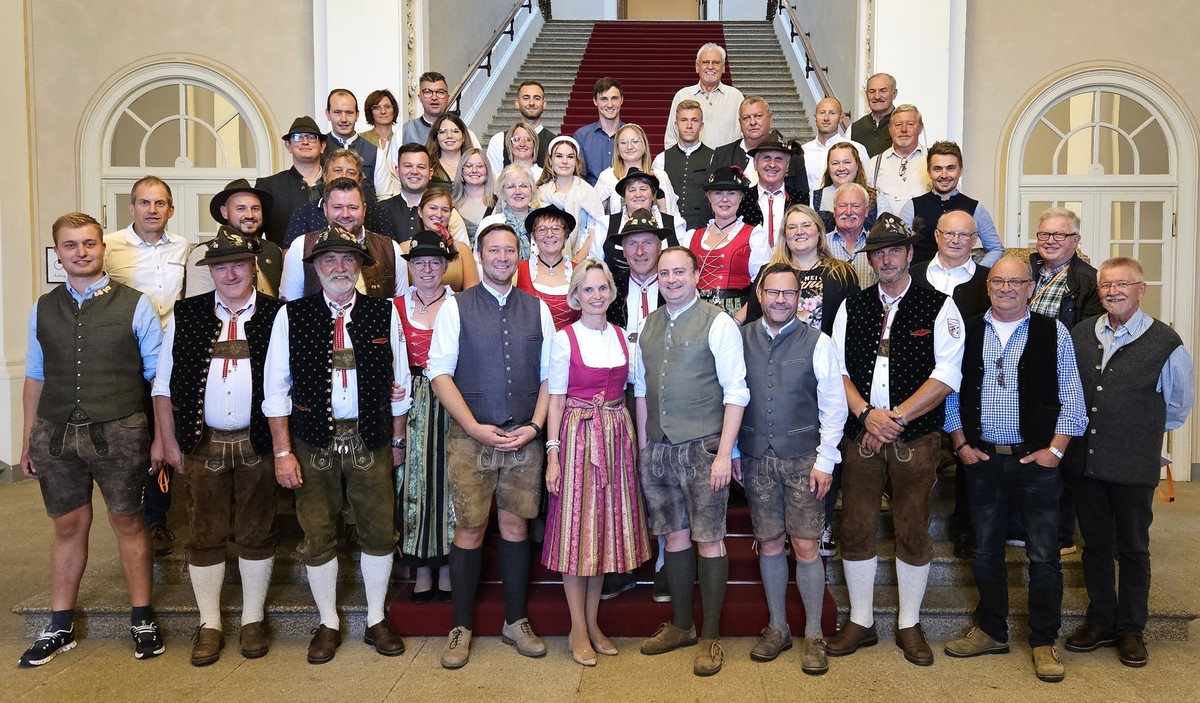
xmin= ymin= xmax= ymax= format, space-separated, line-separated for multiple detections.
xmin=16 ymin=39 xmax=1192 ymax=690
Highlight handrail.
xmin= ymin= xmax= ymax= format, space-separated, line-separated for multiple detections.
xmin=446 ymin=0 xmax=538 ymax=115
xmin=776 ymin=0 xmax=848 ymax=130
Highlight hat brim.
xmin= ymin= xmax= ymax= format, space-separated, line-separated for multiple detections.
xmin=302 ymin=245 xmax=376 ymax=268
xmin=524 ymin=206 xmax=578 ymax=235
xmin=615 ymin=173 xmax=660 ymax=197
xmin=196 ymin=251 xmax=259 ymax=267
xmin=209 ymin=186 xmax=275 ymax=225
xmin=402 ymin=245 xmax=456 ymax=261
xmin=860 ymin=233 xmax=922 ymax=253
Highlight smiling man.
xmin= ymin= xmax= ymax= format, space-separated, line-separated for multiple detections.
xmin=653 ymin=100 xmax=716 ymax=229
xmin=802 ymin=97 xmax=869 ymax=193
xmin=488 ymin=81 xmax=557 ymax=176
xmin=378 ymin=143 xmax=470 ymax=244
xmin=899 ymin=141 xmax=1003 ymax=267
xmin=283 ymin=149 xmax=397 ymax=247
xmin=851 ymin=73 xmax=899 ymax=157
xmin=748 ymin=137 xmax=809 ymax=248
xmin=186 ymin=179 xmax=283 ymax=298
xmin=321 ymin=89 xmax=376 ymax=202
xmin=257 ymin=116 xmax=326 ymax=247
xmin=663 ymin=43 xmax=745 ymax=150
xmin=574 ymin=77 xmax=625 ymax=186
xmin=866 ymin=104 xmax=931 ymax=216
xmin=708 ymin=96 xmax=773 ymax=180
xmin=824 ymin=182 xmax=876 ymax=287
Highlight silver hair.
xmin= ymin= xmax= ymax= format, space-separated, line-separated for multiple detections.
xmin=696 ymin=42 xmax=726 ymax=63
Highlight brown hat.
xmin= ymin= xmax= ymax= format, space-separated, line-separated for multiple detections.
xmin=209 ymin=178 xmax=274 ymax=226
xmin=861 ymin=212 xmax=922 ymax=252
xmin=301 ymin=224 xmax=375 ymax=266
xmin=608 ymin=208 xmax=671 ymax=243
xmin=282 ymin=116 xmax=325 ymax=141
xmin=196 ymin=226 xmax=262 ymax=266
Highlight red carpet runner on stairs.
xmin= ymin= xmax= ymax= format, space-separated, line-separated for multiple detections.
xmin=388 ymin=504 xmax=839 ymax=637
xmin=559 ymin=21 xmax=732 ymax=153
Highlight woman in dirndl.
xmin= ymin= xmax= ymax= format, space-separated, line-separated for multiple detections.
xmin=542 ymin=259 xmax=651 ymax=667
xmin=688 ymin=165 xmax=771 ymax=316
xmin=394 ymin=230 xmax=457 ymax=603
xmin=515 ymin=204 xmax=582 ymax=330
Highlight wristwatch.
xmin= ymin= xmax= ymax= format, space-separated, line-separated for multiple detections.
xmin=858 ymin=405 xmax=874 ymax=425
xmin=1047 ymin=446 xmax=1064 ymax=459
xmin=391 ymin=437 xmax=407 ymax=449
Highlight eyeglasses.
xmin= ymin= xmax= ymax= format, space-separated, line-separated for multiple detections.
xmin=1035 ymin=231 xmax=1077 ymax=241
xmin=437 ymin=128 xmax=462 ymax=136
xmin=370 ymin=104 xmax=393 ymax=112
xmin=501 ymin=182 xmax=531 ymax=191
xmin=411 ymin=260 xmax=443 ymax=270
xmin=618 ymin=138 xmax=643 ymax=147
xmin=288 ymin=133 xmax=320 ymax=144
xmin=420 ymin=88 xmax=449 ymax=98
xmin=1097 ymin=280 xmax=1143 ymax=291
xmin=935 ymin=229 xmax=976 ymax=240
xmin=510 ymin=136 xmax=534 ymax=145
xmin=762 ymin=289 xmax=799 ymax=301
xmin=987 ymin=278 xmax=1032 ymax=289
xmin=535 ymin=225 xmax=565 ymax=236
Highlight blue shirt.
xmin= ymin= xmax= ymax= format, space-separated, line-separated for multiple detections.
xmin=573 ymin=120 xmax=623 ymax=186
xmin=1096 ymin=310 xmax=1194 ymax=430
xmin=898 ymin=189 xmax=1005 ymax=267
xmin=944 ymin=309 xmax=1087 ymax=443
xmin=25 ymin=275 xmax=163 ymax=382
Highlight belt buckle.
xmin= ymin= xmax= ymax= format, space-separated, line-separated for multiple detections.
xmin=994 ymin=444 xmax=1014 ymax=456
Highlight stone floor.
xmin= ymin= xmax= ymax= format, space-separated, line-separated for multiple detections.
xmin=3 ymin=479 xmax=1199 ymax=702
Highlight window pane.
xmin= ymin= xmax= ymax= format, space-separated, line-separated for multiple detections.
xmin=1139 ymin=243 xmax=1163 ymax=281
xmin=144 ymin=121 xmax=181 ymax=168
xmin=1023 ymin=121 xmax=1059 ymax=175
xmin=1134 ymin=121 xmax=1170 ymax=174
xmin=1058 ymin=127 xmax=1093 ymax=175
xmin=1111 ymin=242 xmax=1136 ymax=260
xmin=1027 ymin=201 xmax=1055 ymax=242
xmin=215 ymin=115 xmax=256 ymax=168
xmin=1096 ymin=127 xmax=1136 ymax=175
xmin=1106 ymin=92 xmax=1153 ymax=136
xmin=110 ymin=113 xmax=145 ymax=167
xmin=1140 ymin=201 xmax=1165 ymax=241
xmin=185 ymin=119 xmax=220 ymax=168
xmin=1110 ymin=201 xmax=1135 ymax=241
xmin=1141 ymin=286 xmax=1161 ymax=320
xmin=128 ymin=85 xmax=179 ymax=130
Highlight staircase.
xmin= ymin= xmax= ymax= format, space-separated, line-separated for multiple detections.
xmin=14 ymin=465 xmax=1197 ymax=643
xmin=481 ymin=20 xmax=813 ymax=155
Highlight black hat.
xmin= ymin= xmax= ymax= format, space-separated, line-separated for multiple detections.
xmin=402 ymin=230 xmax=456 ymax=261
xmin=861 ymin=212 xmax=922 ymax=252
xmin=301 ymin=224 xmax=375 ymax=266
xmin=703 ymin=165 xmax=752 ymax=192
xmin=282 ymin=116 xmax=325 ymax=140
xmin=608 ymin=208 xmax=672 ymax=243
xmin=524 ymin=204 xmax=577 ymax=236
xmin=209 ymin=178 xmax=274 ymax=226
xmin=196 ymin=226 xmax=262 ymax=266
xmin=614 ymin=168 xmax=660 ymax=197
xmin=746 ymin=136 xmax=791 ymax=158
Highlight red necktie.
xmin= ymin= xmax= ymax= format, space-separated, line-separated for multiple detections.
xmin=331 ymin=300 xmax=354 ymax=387
xmin=219 ymin=302 xmax=252 ymax=380
xmin=767 ymin=193 xmax=775 ymax=247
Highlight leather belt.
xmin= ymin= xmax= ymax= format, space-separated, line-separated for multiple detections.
xmin=977 ymin=441 xmax=1028 ymax=456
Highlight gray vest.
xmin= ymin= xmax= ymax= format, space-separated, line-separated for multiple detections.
xmin=454 ymin=285 xmax=543 ymax=425
xmin=640 ymin=299 xmax=726 ymax=444
xmin=739 ymin=320 xmax=821 ymax=459
xmin=37 ymin=281 xmax=146 ymax=423
xmin=1069 ymin=315 xmax=1182 ymax=486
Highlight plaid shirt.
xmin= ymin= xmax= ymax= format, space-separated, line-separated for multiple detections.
xmin=944 ymin=309 xmax=1087 ymax=444
xmin=1029 ymin=259 xmax=1071 ymax=319
xmin=825 ymin=229 xmax=876 ymax=287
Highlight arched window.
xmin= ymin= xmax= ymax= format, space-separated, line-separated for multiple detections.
xmin=80 ymin=61 xmax=273 ymax=243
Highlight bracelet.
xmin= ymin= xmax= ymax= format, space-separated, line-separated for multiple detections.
xmin=391 ymin=437 xmax=407 ymax=449
xmin=545 ymin=439 xmax=561 ymax=452
xmin=525 ymin=421 xmax=543 ymax=437
xmin=892 ymin=408 xmax=909 ymax=427
xmin=274 ymin=450 xmax=292 ymax=459
xmin=953 ymin=441 xmax=968 ymax=454
xmin=858 ymin=405 xmax=873 ymax=425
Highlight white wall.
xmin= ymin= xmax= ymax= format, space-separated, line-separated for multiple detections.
xmin=314 ymin=0 xmax=405 ymax=131
xmin=871 ymin=0 xmax=962 ymax=144
xmin=554 ymin=0 xmax=617 ymax=20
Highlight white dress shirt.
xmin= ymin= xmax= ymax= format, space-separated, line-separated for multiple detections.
xmin=663 ymin=82 xmax=746 ymax=150
xmin=832 ymin=277 xmax=965 ymax=408
xmin=548 ymin=322 xmax=636 ymax=395
xmin=261 ymin=293 xmax=412 ymax=418
xmin=278 ymin=232 xmax=408 ymax=301
xmin=103 ymin=226 xmax=190 ymax=327
xmin=756 ymin=186 xmax=787 ymax=247
xmin=866 ymin=146 xmax=932 ymax=216
xmin=152 ymin=293 xmax=258 ymax=430
xmin=923 ymin=254 xmax=976 ymax=296
xmin=633 ymin=295 xmax=750 ymax=407
xmin=425 ymin=280 xmax=556 ymax=383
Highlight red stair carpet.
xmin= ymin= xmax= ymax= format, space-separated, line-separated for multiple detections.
xmin=388 ymin=504 xmax=839 ymax=638
xmin=559 ymin=21 xmax=733 ymax=154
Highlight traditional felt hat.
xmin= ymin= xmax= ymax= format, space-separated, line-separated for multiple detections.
xmin=195 ymin=226 xmax=262 ymax=266
xmin=301 ymin=224 xmax=375 ymax=266
xmin=282 ymin=116 xmax=325 ymax=141
xmin=861 ymin=212 xmax=922 ymax=252
xmin=614 ymin=167 xmax=661 ymax=197
xmin=208 ymin=178 xmax=274 ymax=226
xmin=703 ymin=165 xmax=752 ymax=192
xmin=608 ymin=208 xmax=672 ymax=244
xmin=524 ymin=204 xmax=577 ymax=235
xmin=746 ymin=135 xmax=792 ymax=158
xmin=402 ymin=230 xmax=456 ymax=261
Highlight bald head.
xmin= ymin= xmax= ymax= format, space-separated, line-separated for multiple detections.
xmin=933 ymin=210 xmax=978 ymax=268
xmin=814 ymin=98 xmax=844 ymax=139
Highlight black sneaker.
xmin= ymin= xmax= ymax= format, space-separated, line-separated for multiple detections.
xmin=818 ymin=524 xmax=837 ymax=557
xmin=130 ymin=620 xmax=165 ymax=659
xmin=600 ymin=572 xmax=637 ymax=600
xmin=18 ymin=627 xmax=76 ymax=667
xmin=652 ymin=569 xmax=671 ymax=603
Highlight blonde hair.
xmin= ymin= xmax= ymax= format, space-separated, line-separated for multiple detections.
xmin=612 ymin=124 xmax=653 ymax=179
xmin=767 ymin=204 xmax=857 ymax=285
xmin=566 ymin=258 xmax=617 ymax=311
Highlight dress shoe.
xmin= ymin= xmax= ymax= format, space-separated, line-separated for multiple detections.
xmin=600 ymin=572 xmax=637 ymax=600
xmin=693 ymin=638 xmax=724 ymax=676
xmin=190 ymin=627 xmax=224 ymax=667
xmin=895 ymin=623 xmax=934 ymax=666
xmin=364 ymin=621 xmax=405 ymax=656
xmin=1064 ymin=621 xmax=1116 ymax=653
xmin=240 ymin=621 xmax=269 ymax=659
xmin=1031 ymin=645 xmax=1065 ymax=682
xmin=149 ymin=525 xmax=174 ymax=557
xmin=436 ymin=588 xmax=453 ymax=603
xmin=441 ymin=626 xmax=472 ymax=669
xmin=801 ymin=638 xmax=829 ymax=675
xmin=826 ymin=621 xmax=878 ymax=656
xmin=944 ymin=625 xmax=1009 ymax=658
xmin=590 ymin=634 xmax=618 ymax=656
xmin=1117 ymin=634 xmax=1148 ymax=667
xmin=749 ymin=625 xmax=792 ymax=662
xmin=953 ymin=532 xmax=976 ymax=560
xmin=306 ymin=625 xmax=341 ymax=665
xmin=640 ymin=622 xmax=698 ymax=655
xmin=651 ymin=569 xmax=671 ymax=603
xmin=501 ymin=618 xmax=546 ymax=658
xmin=410 ymin=588 xmax=434 ymax=604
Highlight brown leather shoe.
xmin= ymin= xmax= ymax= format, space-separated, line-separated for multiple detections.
xmin=640 ymin=622 xmax=698 ymax=655
xmin=1116 ymin=634 xmax=1148 ymax=668
xmin=149 ymin=525 xmax=174 ymax=557
xmin=364 ymin=622 xmax=405 ymax=656
xmin=826 ymin=621 xmax=878 ymax=656
xmin=306 ymin=625 xmax=341 ymax=665
xmin=1064 ymin=621 xmax=1116 ymax=653
xmin=190 ymin=627 xmax=224 ymax=667
xmin=240 ymin=621 xmax=269 ymax=659
xmin=895 ymin=623 xmax=934 ymax=666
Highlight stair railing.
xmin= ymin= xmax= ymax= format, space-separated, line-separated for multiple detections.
xmin=447 ymin=0 xmax=541 ymax=116
xmin=775 ymin=0 xmax=848 ymax=129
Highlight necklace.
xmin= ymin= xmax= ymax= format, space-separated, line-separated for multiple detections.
xmin=537 ymin=254 xmax=565 ymax=278
xmin=413 ymin=288 xmax=446 ymax=314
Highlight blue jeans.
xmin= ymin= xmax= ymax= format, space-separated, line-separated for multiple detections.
xmin=964 ymin=451 xmax=1063 ymax=647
